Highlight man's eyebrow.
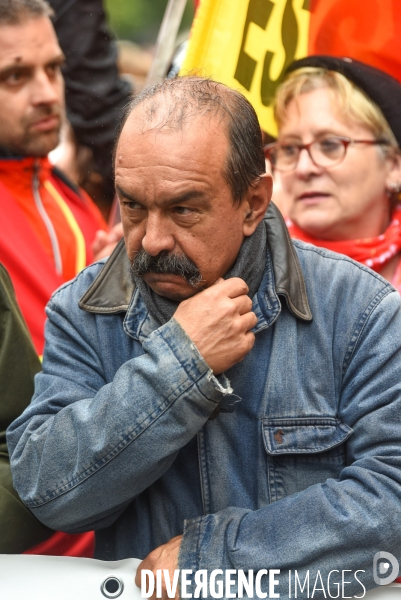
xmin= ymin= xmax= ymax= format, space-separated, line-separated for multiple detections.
xmin=116 ymin=186 xmax=140 ymax=203
xmin=0 ymin=63 xmax=26 ymax=79
xmin=160 ymin=190 xmax=208 ymax=207
xmin=0 ymin=53 xmax=66 ymax=77
xmin=116 ymin=186 xmax=209 ymax=206
xmin=47 ymin=53 xmax=66 ymax=66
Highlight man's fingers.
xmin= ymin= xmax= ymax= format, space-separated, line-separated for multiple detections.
xmin=240 ymin=311 xmax=258 ymax=332
xmin=135 ymin=560 xmax=144 ymax=588
xmin=234 ymin=294 xmax=254 ymax=315
xmin=244 ymin=330 xmax=256 ymax=352
xmin=135 ymin=535 xmax=182 ymax=594
xmin=225 ymin=277 xmax=250 ymax=298
xmin=210 ymin=277 xmax=249 ymax=298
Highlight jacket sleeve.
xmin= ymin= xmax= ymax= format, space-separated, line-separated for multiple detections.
xmin=0 ymin=265 xmax=53 ymax=552
xmin=6 ymin=277 xmax=230 ymax=533
xmin=178 ymin=288 xmax=401 ymax=596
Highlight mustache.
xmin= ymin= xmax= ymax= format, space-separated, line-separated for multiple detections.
xmin=130 ymin=250 xmax=202 ymax=287
xmin=26 ymin=105 xmax=62 ymax=126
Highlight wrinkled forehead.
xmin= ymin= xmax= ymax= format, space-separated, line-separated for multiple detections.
xmin=116 ymin=104 xmax=229 ymax=168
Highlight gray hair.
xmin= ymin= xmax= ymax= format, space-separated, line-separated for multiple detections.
xmin=116 ymin=76 xmax=266 ymax=204
xmin=0 ymin=0 xmax=53 ymax=25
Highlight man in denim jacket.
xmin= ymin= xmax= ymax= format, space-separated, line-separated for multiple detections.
xmin=7 ymin=77 xmax=401 ymax=597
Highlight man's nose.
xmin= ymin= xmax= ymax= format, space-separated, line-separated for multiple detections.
xmin=31 ymin=69 xmax=60 ymax=106
xmin=141 ymin=214 xmax=175 ymax=256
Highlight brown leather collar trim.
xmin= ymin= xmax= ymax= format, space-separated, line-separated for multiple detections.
xmin=265 ymin=204 xmax=312 ymax=321
xmin=79 ymin=203 xmax=312 ymax=321
xmin=79 ymin=238 xmax=134 ymax=313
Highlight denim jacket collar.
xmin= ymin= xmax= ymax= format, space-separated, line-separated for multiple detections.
xmin=79 ymin=202 xmax=312 ymax=333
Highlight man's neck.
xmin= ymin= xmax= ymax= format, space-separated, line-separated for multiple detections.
xmin=0 ymin=146 xmax=49 ymax=163
xmin=0 ymin=145 xmax=24 ymax=159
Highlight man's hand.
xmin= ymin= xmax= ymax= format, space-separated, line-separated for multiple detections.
xmin=173 ymin=277 xmax=257 ymax=374
xmin=135 ymin=535 xmax=182 ymax=599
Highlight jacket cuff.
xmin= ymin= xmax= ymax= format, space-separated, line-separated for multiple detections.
xmin=179 ymin=516 xmax=203 ymax=572
xmin=154 ymin=318 xmax=233 ymax=401
xmin=179 ymin=515 xmax=224 ymax=596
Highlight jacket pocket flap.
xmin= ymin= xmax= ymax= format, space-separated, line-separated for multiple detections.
xmin=262 ymin=418 xmax=353 ymax=455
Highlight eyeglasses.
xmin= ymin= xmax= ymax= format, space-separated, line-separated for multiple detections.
xmin=264 ymin=136 xmax=390 ymax=172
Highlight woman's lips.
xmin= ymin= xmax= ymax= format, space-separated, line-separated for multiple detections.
xmin=297 ymin=191 xmax=331 ymax=204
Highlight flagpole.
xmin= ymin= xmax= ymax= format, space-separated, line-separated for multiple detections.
xmin=146 ymin=0 xmax=188 ymax=86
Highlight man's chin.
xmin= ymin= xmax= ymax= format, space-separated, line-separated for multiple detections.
xmin=158 ymin=290 xmax=197 ymax=302
xmin=143 ymin=274 xmax=200 ymax=302
xmin=22 ymin=130 xmax=61 ymax=157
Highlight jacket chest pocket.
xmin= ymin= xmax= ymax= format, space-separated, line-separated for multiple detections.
xmin=262 ymin=418 xmax=353 ymax=503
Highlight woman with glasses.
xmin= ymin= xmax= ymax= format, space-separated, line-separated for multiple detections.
xmin=265 ymin=56 xmax=401 ymax=291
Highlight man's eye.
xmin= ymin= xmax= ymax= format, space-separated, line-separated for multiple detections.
xmin=124 ymin=201 xmax=143 ymax=211
xmin=3 ymin=71 xmax=24 ymax=85
xmin=46 ymin=64 xmax=61 ymax=77
xmin=173 ymin=206 xmax=193 ymax=215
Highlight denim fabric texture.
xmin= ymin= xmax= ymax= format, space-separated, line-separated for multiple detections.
xmin=7 ymin=239 xmax=401 ymax=598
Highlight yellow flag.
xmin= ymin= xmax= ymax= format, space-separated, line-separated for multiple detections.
xmin=181 ymin=0 xmax=310 ymax=137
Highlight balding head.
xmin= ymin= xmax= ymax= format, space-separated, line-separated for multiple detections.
xmin=116 ymin=77 xmax=266 ymax=204
xmin=0 ymin=0 xmax=53 ymax=25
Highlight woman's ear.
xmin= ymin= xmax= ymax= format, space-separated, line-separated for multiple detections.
xmin=386 ymin=150 xmax=401 ymax=193
xmin=242 ymin=174 xmax=273 ymax=236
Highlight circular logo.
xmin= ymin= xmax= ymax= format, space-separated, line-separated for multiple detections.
xmin=101 ymin=576 xmax=124 ymax=598
xmin=373 ymin=551 xmax=400 ymax=586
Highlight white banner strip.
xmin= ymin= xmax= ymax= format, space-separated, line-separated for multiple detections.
xmin=0 ymin=555 xmax=142 ymax=600
xmin=0 ymin=554 xmax=399 ymax=599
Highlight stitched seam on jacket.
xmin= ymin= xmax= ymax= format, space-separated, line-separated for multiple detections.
xmin=291 ymin=241 xmax=395 ymax=379
xmin=49 ymin=260 xmax=107 ymax=303
xmin=342 ymin=285 xmax=394 ymax=377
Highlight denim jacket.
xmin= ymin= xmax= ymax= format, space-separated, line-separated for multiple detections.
xmin=7 ymin=206 xmax=401 ymax=597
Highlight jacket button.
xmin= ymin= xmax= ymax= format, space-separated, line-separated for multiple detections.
xmin=274 ymin=429 xmax=284 ymax=444
xmin=101 ymin=576 xmax=124 ymax=598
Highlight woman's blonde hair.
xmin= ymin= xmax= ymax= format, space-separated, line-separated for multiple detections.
xmin=274 ymin=67 xmax=398 ymax=151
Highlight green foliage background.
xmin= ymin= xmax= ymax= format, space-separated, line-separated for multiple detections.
xmin=105 ymin=0 xmax=194 ymax=44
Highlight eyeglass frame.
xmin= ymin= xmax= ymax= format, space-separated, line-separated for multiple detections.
xmin=263 ymin=136 xmax=391 ymax=172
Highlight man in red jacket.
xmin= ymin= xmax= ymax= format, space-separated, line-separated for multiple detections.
xmin=0 ymin=0 xmax=106 ymax=556
xmin=0 ymin=0 xmax=107 ymax=357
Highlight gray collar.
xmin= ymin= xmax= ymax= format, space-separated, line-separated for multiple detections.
xmin=79 ymin=202 xmax=312 ymax=321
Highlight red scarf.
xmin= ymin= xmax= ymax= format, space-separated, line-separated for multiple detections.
xmin=287 ymin=206 xmax=401 ymax=273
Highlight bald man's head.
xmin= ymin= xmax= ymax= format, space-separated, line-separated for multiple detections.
xmin=115 ymin=77 xmax=266 ymax=204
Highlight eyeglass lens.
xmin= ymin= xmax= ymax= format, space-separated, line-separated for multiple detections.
xmin=270 ymin=138 xmax=346 ymax=171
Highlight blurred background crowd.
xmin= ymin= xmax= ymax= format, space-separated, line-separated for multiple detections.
xmin=48 ymin=0 xmax=195 ymax=218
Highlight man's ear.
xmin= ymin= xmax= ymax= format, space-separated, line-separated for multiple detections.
xmin=242 ymin=173 xmax=272 ymax=236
